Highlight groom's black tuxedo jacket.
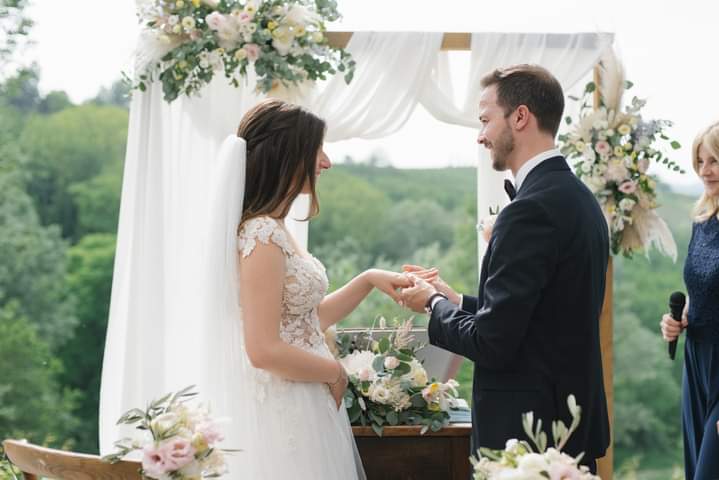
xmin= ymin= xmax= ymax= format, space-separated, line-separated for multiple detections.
xmin=429 ymin=156 xmax=610 ymax=460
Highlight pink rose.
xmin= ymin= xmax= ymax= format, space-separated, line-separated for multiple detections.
xmin=244 ymin=43 xmax=260 ymax=61
xmin=384 ymin=356 xmax=400 ymax=370
xmin=548 ymin=463 xmax=581 ymax=480
xmin=197 ymin=421 xmax=224 ymax=444
xmin=238 ymin=12 xmax=251 ymax=23
xmin=358 ymin=367 xmax=372 ymax=382
xmin=142 ymin=444 xmax=172 ymax=478
xmin=618 ymin=180 xmax=637 ymax=194
xmin=637 ymin=157 xmax=650 ymax=173
xmin=594 ymin=140 xmax=611 ymax=156
xmin=205 ymin=12 xmax=225 ymax=30
xmin=163 ymin=437 xmax=196 ymax=471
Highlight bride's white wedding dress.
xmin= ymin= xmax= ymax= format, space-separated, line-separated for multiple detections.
xmin=231 ymin=215 xmax=365 ymax=479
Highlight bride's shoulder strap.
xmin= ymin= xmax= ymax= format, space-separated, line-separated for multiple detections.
xmin=238 ymin=216 xmax=294 ymax=259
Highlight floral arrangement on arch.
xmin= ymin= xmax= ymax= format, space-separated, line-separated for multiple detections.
xmin=103 ymin=386 xmax=233 ymax=479
xmin=335 ymin=318 xmax=460 ymax=436
xmin=471 ymin=395 xmax=600 ymax=480
xmin=559 ymin=52 xmax=682 ymax=259
xmin=133 ymin=0 xmax=356 ymax=102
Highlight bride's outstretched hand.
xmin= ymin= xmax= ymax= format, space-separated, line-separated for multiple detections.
xmin=364 ymin=269 xmax=415 ymax=305
xmin=402 ymin=264 xmax=461 ymax=305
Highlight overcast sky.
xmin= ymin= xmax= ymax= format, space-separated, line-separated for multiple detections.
xmin=24 ymin=0 xmax=719 ymax=192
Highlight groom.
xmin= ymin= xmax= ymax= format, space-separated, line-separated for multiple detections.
xmin=400 ymin=64 xmax=610 ymax=471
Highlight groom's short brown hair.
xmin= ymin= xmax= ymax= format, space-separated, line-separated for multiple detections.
xmin=480 ymin=64 xmax=564 ymax=137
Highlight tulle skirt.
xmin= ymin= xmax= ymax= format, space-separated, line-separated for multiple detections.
xmin=224 ymin=349 xmax=366 ymax=480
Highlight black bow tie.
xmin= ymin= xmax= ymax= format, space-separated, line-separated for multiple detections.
xmin=504 ymin=179 xmax=517 ymax=201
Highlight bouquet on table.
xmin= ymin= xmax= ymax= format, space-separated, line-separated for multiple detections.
xmin=103 ymin=386 xmax=232 ymax=479
xmin=471 ymin=395 xmax=599 ymax=480
xmin=335 ymin=318 xmax=460 ymax=436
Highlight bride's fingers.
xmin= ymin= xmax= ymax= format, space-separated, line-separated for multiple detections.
xmin=402 ymin=264 xmax=426 ymax=273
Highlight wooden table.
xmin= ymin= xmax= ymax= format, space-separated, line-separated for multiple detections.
xmin=352 ymin=423 xmax=472 ymax=480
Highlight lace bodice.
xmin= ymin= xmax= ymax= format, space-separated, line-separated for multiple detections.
xmin=238 ymin=216 xmax=330 ymax=353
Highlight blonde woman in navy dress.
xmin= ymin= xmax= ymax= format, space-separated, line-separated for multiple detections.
xmin=661 ymin=121 xmax=719 ymax=479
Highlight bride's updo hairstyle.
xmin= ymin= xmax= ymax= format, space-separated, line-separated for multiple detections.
xmin=238 ymin=98 xmax=325 ymax=226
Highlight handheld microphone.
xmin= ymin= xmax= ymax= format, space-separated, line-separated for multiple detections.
xmin=668 ymin=291 xmax=686 ymax=360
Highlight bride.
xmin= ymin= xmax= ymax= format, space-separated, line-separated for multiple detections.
xmin=217 ymin=98 xmax=411 ymax=479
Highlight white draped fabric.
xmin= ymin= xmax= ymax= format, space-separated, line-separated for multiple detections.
xmin=99 ymin=31 xmax=613 ymax=456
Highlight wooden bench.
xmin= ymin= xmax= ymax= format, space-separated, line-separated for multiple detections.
xmin=2 ymin=439 xmax=141 ymax=480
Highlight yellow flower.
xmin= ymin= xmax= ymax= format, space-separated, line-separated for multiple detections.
xmin=176 ymin=0 xmax=185 ymax=7
xmin=618 ymin=124 xmax=632 ymax=136
xmin=624 ymin=142 xmax=633 ymax=151
xmin=294 ymin=25 xmax=306 ymax=36
xmin=172 ymin=24 xmax=182 ymax=34
xmin=192 ymin=0 xmax=200 ymax=6
xmin=613 ymin=146 xmax=624 ymax=157
xmin=215 ymin=47 xmax=224 ymax=55
xmin=267 ymin=20 xmax=278 ymax=31
xmin=574 ymin=140 xmax=586 ymax=152
xmin=191 ymin=432 xmax=209 ymax=453
xmin=234 ymin=48 xmax=248 ymax=60
xmin=181 ymin=16 xmax=196 ymax=30
xmin=311 ymin=31 xmax=324 ymax=43
xmin=179 ymin=60 xmax=189 ymax=70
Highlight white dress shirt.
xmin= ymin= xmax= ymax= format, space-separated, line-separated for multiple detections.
xmin=513 ymin=147 xmax=562 ymax=192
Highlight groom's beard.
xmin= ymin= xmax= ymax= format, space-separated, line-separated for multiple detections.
xmin=491 ymin=126 xmax=515 ymax=172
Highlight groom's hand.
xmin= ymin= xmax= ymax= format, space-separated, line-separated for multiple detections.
xmin=403 ymin=264 xmax=461 ymax=305
xmin=400 ymin=277 xmax=437 ymax=313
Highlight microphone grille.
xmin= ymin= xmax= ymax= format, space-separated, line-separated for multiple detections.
xmin=670 ymin=291 xmax=686 ymax=306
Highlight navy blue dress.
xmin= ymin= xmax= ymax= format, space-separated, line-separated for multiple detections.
xmin=683 ymin=215 xmax=719 ymax=480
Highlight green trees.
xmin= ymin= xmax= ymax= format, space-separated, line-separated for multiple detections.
xmin=19 ymin=105 xmax=128 ymax=239
xmin=0 ymin=62 xmax=128 ymax=452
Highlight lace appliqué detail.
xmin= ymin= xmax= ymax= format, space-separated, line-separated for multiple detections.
xmin=238 ymin=216 xmax=330 ymax=354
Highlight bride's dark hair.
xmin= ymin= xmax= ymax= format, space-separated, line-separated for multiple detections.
xmin=238 ymin=98 xmax=325 ymax=227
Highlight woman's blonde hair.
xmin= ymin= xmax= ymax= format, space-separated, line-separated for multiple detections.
xmin=691 ymin=120 xmax=719 ymax=222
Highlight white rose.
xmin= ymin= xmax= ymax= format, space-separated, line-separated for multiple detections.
xmin=516 ymin=452 xmax=547 ymax=473
xmin=580 ymin=161 xmax=592 ymax=174
xmin=339 ymin=350 xmax=376 ymax=378
xmin=151 ymin=412 xmax=179 ymax=433
xmin=168 ymin=15 xmax=179 ymax=26
xmin=619 ymin=198 xmax=636 ymax=212
xmin=402 ymin=359 xmax=428 ymax=388
xmin=284 ymin=4 xmax=320 ymax=26
xmin=369 ymin=384 xmax=391 ymax=404
xmin=202 ymin=0 xmax=220 ymax=6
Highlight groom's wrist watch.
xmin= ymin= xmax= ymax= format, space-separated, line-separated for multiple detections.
xmin=425 ymin=292 xmax=448 ymax=314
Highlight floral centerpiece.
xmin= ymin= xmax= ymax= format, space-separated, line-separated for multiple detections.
xmin=133 ymin=0 xmax=356 ymax=102
xmin=335 ymin=318 xmax=461 ymax=436
xmin=103 ymin=386 xmax=232 ymax=479
xmin=471 ymin=395 xmax=600 ymax=480
xmin=559 ymin=53 xmax=682 ymax=259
